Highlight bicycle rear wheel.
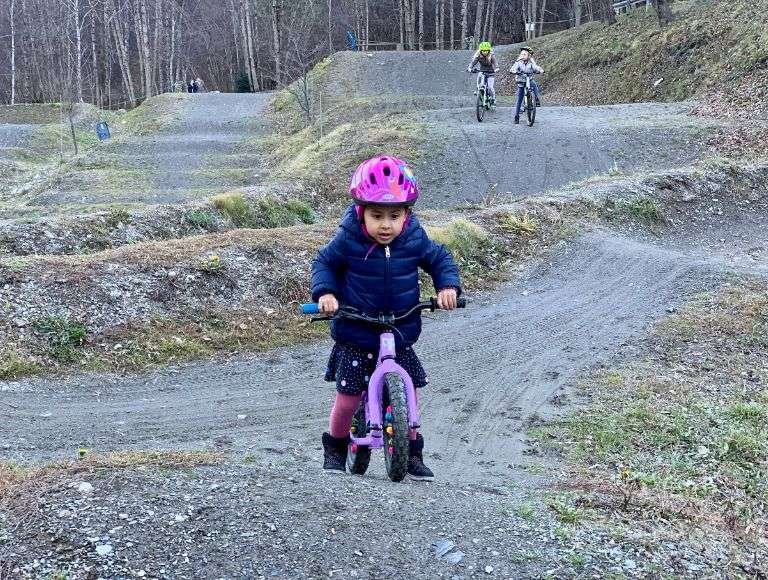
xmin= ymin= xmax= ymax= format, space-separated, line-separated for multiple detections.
xmin=476 ymin=90 xmax=485 ymax=122
xmin=382 ymin=372 xmax=410 ymax=482
xmin=347 ymin=398 xmax=371 ymax=475
xmin=526 ymin=91 xmax=536 ymax=126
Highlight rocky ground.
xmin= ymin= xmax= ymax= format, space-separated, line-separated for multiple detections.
xmin=1 ymin=42 xmax=767 ymax=580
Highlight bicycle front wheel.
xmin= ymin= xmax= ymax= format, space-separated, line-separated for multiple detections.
xmin=382 ymin=372 xmax=410 ymax=482
xmin=476 ymin=91 xmax=485 ymax=122
xmin=526 ymin=91 xmax=536 ymax=126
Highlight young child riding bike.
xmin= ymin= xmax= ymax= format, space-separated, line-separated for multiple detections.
xmin=510 ymin=46 xmax=544 ymax=124
xmin=467 ymin=41 xmax=500 ymax=104
xmin=312 ymin=155 xmax=462 ymax=480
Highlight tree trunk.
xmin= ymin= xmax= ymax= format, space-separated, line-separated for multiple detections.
xmin=170 ymin=2 xmax=178 ymax=90
xmin=327 ymin=0 xmax=333 ymax=52
xmin=418 ymin=0 xmax=424 ymax=50
xmin=435 ymin=0 xmax=441 ymax=50
xmin=399 ymin=0 xmax=405 ymax=47
xmin=486 ymin=0 xmax=496 ymax=42
xmin=72 ymin=0 xmax=84 ymax=102
xmin=271 ymin=0 xmax=282 ymax=84
xmin=9 ymin=0 xmax=15 ymax=105
xmin=140 ymin=0 xmax=153 ymax=96
xmin=449 ymin=0 xmax=455 ymax=48
xmin=651 ymin=0 xmax=673 ymax=26
xmin=365 ymin=0 xmax=370 ymax=50
xmin=473 ymin=0 xmax=485 ymax=44
xmin=109 ymin=0 xmax=136 ymax=107
xmin=574 ymin=0 xmax=582 ymax=26
xmin=90 ymin=3 xmax=100 ymax=106
xmin=244 ymin=0 xmax=258 ymax=91
xmin=538 ymin=0 xmax=547 ymax=37
xmin=597 ymin=0 xmax=617 ymax=24
xmin=460 ymin=0 xmax=468 ymax=48
xmin=405 ymin=0 xmax=416 ymax=49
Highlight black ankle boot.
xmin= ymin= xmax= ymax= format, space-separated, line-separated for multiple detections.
xmin=407 ymin=434 xmax=434 ymax=481
xmin=322 ymin=432 xmax=348 ymax=473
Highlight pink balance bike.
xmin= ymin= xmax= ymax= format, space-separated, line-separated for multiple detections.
xmin=300 ymin=298 xmax=466 ymax=482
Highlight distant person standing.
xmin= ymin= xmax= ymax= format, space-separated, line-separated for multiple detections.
xmin=187 ymin=80 xmax=194 ymax=93
xmin=195 ymin=77 xmax=205 ymax=92
xmin=192 ymin=79 xmax=199 ymax=93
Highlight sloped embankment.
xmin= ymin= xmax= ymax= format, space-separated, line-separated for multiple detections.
xmin=0 ymin=160 xmax=765 ymax=380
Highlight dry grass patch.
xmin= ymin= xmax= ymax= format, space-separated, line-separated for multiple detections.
xmin=1 ymin=450 xmax=222 ymax=503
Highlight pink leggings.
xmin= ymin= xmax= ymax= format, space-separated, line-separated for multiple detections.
xmin=329 ymin=392 xmax=418 ymax=441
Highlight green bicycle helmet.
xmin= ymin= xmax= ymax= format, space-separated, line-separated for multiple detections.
xmin=479 ymin=41 xmax=492 ymax=52
xmin=521 ymin=45 xmax=534 ymax=53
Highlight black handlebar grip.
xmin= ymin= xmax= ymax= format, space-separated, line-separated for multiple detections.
xmin=457 ymin=297 xmax=467 ymax=309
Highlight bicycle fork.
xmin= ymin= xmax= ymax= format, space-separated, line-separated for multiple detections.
xmin=349 ymin=332 xmax=421 ymax=449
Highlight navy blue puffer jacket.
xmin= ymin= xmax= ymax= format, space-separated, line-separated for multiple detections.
xmin=311 ymin=205 xmax=462 ymax=350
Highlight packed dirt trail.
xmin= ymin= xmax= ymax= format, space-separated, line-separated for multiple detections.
xmin=325 ymin=50 xmax=720 ymax=207
xmin=2 ymin=48 xmax=763 ymax=578
xmin=2 ymin=231 xmax=725 ymax=478
xmin=31 ymin=93 xmax=271 ymax=212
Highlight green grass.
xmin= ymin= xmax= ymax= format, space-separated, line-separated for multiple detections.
xmin=604 ymin=195 xmax=665 ymax=224
xmin=531 ymin=281 xmax=768 ymax=552
xmin=0 ymin=347 xmax=41 ymax=379
xmin=516 ymin=502 xmax=537 ymax=521
xmin=212 ymin=193 xmax=255 ymax=227
xmin=429 ymin=219 xmax=505 ymax=287
xmin=32 ymin=315 xmax=87 ymax=363
xmin=212 ymin=193 xmax=316 ymax=229
xmin=547 ymin=497 xmax=583 ymax=525
xmin=184 ymin=209 xmax=218 ymax=231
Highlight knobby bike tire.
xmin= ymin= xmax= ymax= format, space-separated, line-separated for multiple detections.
xmin=526 ymin=91 xmax=536 ymax=126
xmin=476 ymin=90 xmax=485 ymax=122
xmin=383 ymin=372 xmax=410 ymax=482
xmin=347 ymin=398 xmax=371 ymax=475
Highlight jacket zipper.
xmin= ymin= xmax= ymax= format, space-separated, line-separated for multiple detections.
xmin=384 ymin=245 xmax=392 ymax=313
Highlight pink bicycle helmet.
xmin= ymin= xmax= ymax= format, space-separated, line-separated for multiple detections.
xmin=349 ymin=155 xmax=419 ymax=206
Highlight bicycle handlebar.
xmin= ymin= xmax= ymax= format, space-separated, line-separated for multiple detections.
xmin=299 ymin=297 xmax=467 ymax=324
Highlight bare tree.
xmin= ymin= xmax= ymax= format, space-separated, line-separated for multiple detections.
xmin=596 ymin=0 xmax=617 ymax=24
xmin=573 ymin=0 xmax=582 ymax=26
xmin=418 ymin=0 xmax=424 ymax=50
xmin=271 ymin=0 xmax=282 ymax=83
xmin=473 ymin=0 xmax=485 ymax=43
xmin=460 ymin=0 xmax=468 ymax=48
xmin=449 ymin=0 xmax=455 ymax=48
xmin=9 ymin=0 xmax=16 ymax=104
xmin=651 ymin=0 xmax=673 ymax=26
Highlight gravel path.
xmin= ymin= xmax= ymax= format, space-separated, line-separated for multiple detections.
xmin=0 ymin=229 xmax=745 ymax=578
xmin=1 ymin=231 xmax=724 ymax=472
xmin=30 ymin=93 xmax=272 ymax=211
xmin=418 ymin=102 xmax=719 ymax=207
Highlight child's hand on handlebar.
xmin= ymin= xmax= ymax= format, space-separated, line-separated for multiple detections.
xmin=318 ymin=294 xmax=339 ymax=314
xmin=437 ymin=288 xmax=458 ymax=311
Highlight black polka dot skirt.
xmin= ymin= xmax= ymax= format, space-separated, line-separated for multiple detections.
xmin=324 ymin=342 xmax=429 ymax=395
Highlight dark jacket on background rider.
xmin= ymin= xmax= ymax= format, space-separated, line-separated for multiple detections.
xmin=468 ymin=51 xmax=500 ymax=74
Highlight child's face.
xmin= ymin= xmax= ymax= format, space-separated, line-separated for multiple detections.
xmin=363 ymin=205 xmax=408 ymax=245
xmin=480 ymin=50 xmax=490 ymax=58
xmin=520 ymin=50 xmax=530 ymax=61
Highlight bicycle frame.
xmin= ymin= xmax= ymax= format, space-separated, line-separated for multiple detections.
xmin=476 ymin=72 xmax=488 ymax=95
xmin=350 ymin=332 xmax=420 ymax=449
xmin=519 ymin=75 xmax=533 ymax=110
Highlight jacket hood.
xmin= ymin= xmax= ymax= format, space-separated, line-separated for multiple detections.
xmin=339 ymin=204 xmax=421 ymax=245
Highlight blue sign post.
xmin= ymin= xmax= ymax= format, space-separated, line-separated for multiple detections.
xmin=346 ymin=31 xmax=358 ymax=51
xmin=95 ymin=121 xmax=111 ymax=141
